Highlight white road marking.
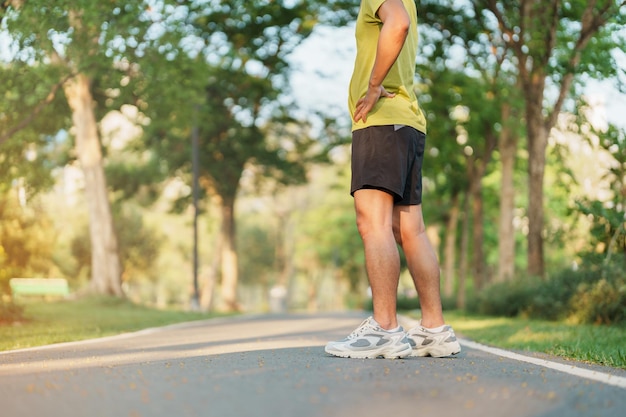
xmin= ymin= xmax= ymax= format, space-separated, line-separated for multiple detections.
xmin=460 ymin=338 xmax=626 ymax=389
xmin=399 ymin=315 xmax=626 ymax=389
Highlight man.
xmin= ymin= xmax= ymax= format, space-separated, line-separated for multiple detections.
xmin=324 ymin=0 xmax=461 ymax=359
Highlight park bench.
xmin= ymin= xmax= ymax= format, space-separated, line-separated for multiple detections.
xmin=9 ymin=278 xmax=70 ymax=298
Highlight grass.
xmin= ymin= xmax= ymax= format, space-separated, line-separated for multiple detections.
xmin=435 ymin=310 xmax=626 ymax=369
xmin=0 ymin=296 xmax=222 ymax=352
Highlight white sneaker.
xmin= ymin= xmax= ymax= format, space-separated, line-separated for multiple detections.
xmin=406 ymin=322 xmax=461 ymax=357
xmin=325 ymin=317 xmax=413 ymax=359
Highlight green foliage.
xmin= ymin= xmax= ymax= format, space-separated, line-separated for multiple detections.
xmin=139 ymin=2 xmax=334 ymax=207
xmin=362 ymin=295 xmax=421 ymax=312
xmin=523 ymin=269 xmax=589 ymax=320
xmin=574 ymin=123 xmax=626 ymax=259
xmin=576 ymin=199 xmax=626 ymax=254
xmin=0 ymin=191 xmax=59 ymax=294
xmin=116 ymin=205 xmax=163 ymax=285
xmin=470 ymin=257 xmax=626 ymax=325
xmin=0 ymin=62 xmax=68 ymax=195
xmin=237 ymin=219 xmax=277 ymax=287
xmin=568 ymin=258 xmax=626 ymax=325
xmin=470 ymin=275 xmax=544 ymax=318
xmin=1 ymin=0 xmax=160 ymax=134
xmin=105 ymin=152 xmax=167 ymax=206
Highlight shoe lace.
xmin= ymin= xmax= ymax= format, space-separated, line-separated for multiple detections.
xmin=347 ymin=318 xmax=375 ymax=339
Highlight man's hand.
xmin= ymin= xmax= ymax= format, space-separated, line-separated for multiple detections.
xmin=353 ymin=85 xmax=396 ymax=123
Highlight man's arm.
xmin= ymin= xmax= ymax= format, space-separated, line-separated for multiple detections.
xmin=353 ymin=0 xmax=410 ymax=123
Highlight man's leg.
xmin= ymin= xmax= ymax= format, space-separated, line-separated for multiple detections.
xmin=393 ymin=204 xmax=445 ymax=328
xmin=354 ymin=188 xmax=400 ymax=330
xmin=324 ymin=187 xmax=412 ymax=359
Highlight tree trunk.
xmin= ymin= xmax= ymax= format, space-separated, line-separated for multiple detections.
xmin=442 ymin=192 xmax=460 ymax=299
xmin=526 ymin=99 xmax=548 ymax=277
xmin=219 ymin=194 xmax=239 ymax=311
xmin=464 ymin=126 xmax=497 ymax=291
xmin=307 ymin=271 xmax=320 ymax=312
xmin=274 ymin=209 xmax=293 ymax=288
xmin=497 ymin=102 xmax=518 ymax=282
xmin=465 ymin=159 xmax=485 ymax=290
xmin=200 ymin=235 xmax=221 ymax=311
xmin=63 ymin=73 xmax=123 ymax=296
xmin=470 ymin=169 xmax=486 ymax=290
xmin=457 ymin=192 xmax=470 ymax=309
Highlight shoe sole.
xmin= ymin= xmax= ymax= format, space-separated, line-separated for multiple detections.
xmin=410 ymin=342 xmax=461 ymax=358
xmin=325 ymin=344 xmax=413 ymax=359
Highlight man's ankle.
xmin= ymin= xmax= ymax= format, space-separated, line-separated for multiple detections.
xmin=372 ymin=316 xmax=398 ymax=330
xmin=420 ymin=318 xmax=445 ymax=329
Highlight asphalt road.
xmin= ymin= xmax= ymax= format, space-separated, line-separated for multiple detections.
xmin=1 ymin=312 xmax=625 ymax=417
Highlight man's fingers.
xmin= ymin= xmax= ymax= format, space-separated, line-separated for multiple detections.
xmin=354 ymin=87 xmax=396 ymax=122
xmin=354 ymin=109 xmax=366 ymax=123
xmin=354 ymin=102 xmax=370 ymax=122
xmin=381 ymin=87 xmax=396 ymax=98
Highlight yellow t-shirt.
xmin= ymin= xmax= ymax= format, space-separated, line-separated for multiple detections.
xmin=349 ymin=0 xmax=427 ymax=133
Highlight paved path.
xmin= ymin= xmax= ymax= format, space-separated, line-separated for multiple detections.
xmin=1 ymin=312 xmax=625 ymax=417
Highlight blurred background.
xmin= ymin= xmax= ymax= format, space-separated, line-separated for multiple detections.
xmin=1 ymin=0 xmax=625 ymax=325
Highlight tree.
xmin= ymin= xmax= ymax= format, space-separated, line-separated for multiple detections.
xmin=475 ymin=0 xmax=626 ymax=277
xmin=418 ymin=0 xmax=626 ymax=280
xmin=136 ymin=0 xmax=356 ymax=311
xmin=1 ymin=1 xmax=180 ymax=295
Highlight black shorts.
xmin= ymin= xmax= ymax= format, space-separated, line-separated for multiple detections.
xmin=351 ymin=125 xmax=426 ymax=205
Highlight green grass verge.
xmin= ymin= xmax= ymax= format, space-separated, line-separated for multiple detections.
xmin=0 ymin=297 xmax=223 ymax=352
xmin=434 ymin=310 xmax=626 ymax=369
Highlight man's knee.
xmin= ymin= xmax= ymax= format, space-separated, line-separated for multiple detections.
xmin=356 ymin=214 xmax=380 ymax=240
xmin=355 ymin=214 xmax=368 ymax=238
xmin=353 ymin=189 xmax=394 ymax=239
